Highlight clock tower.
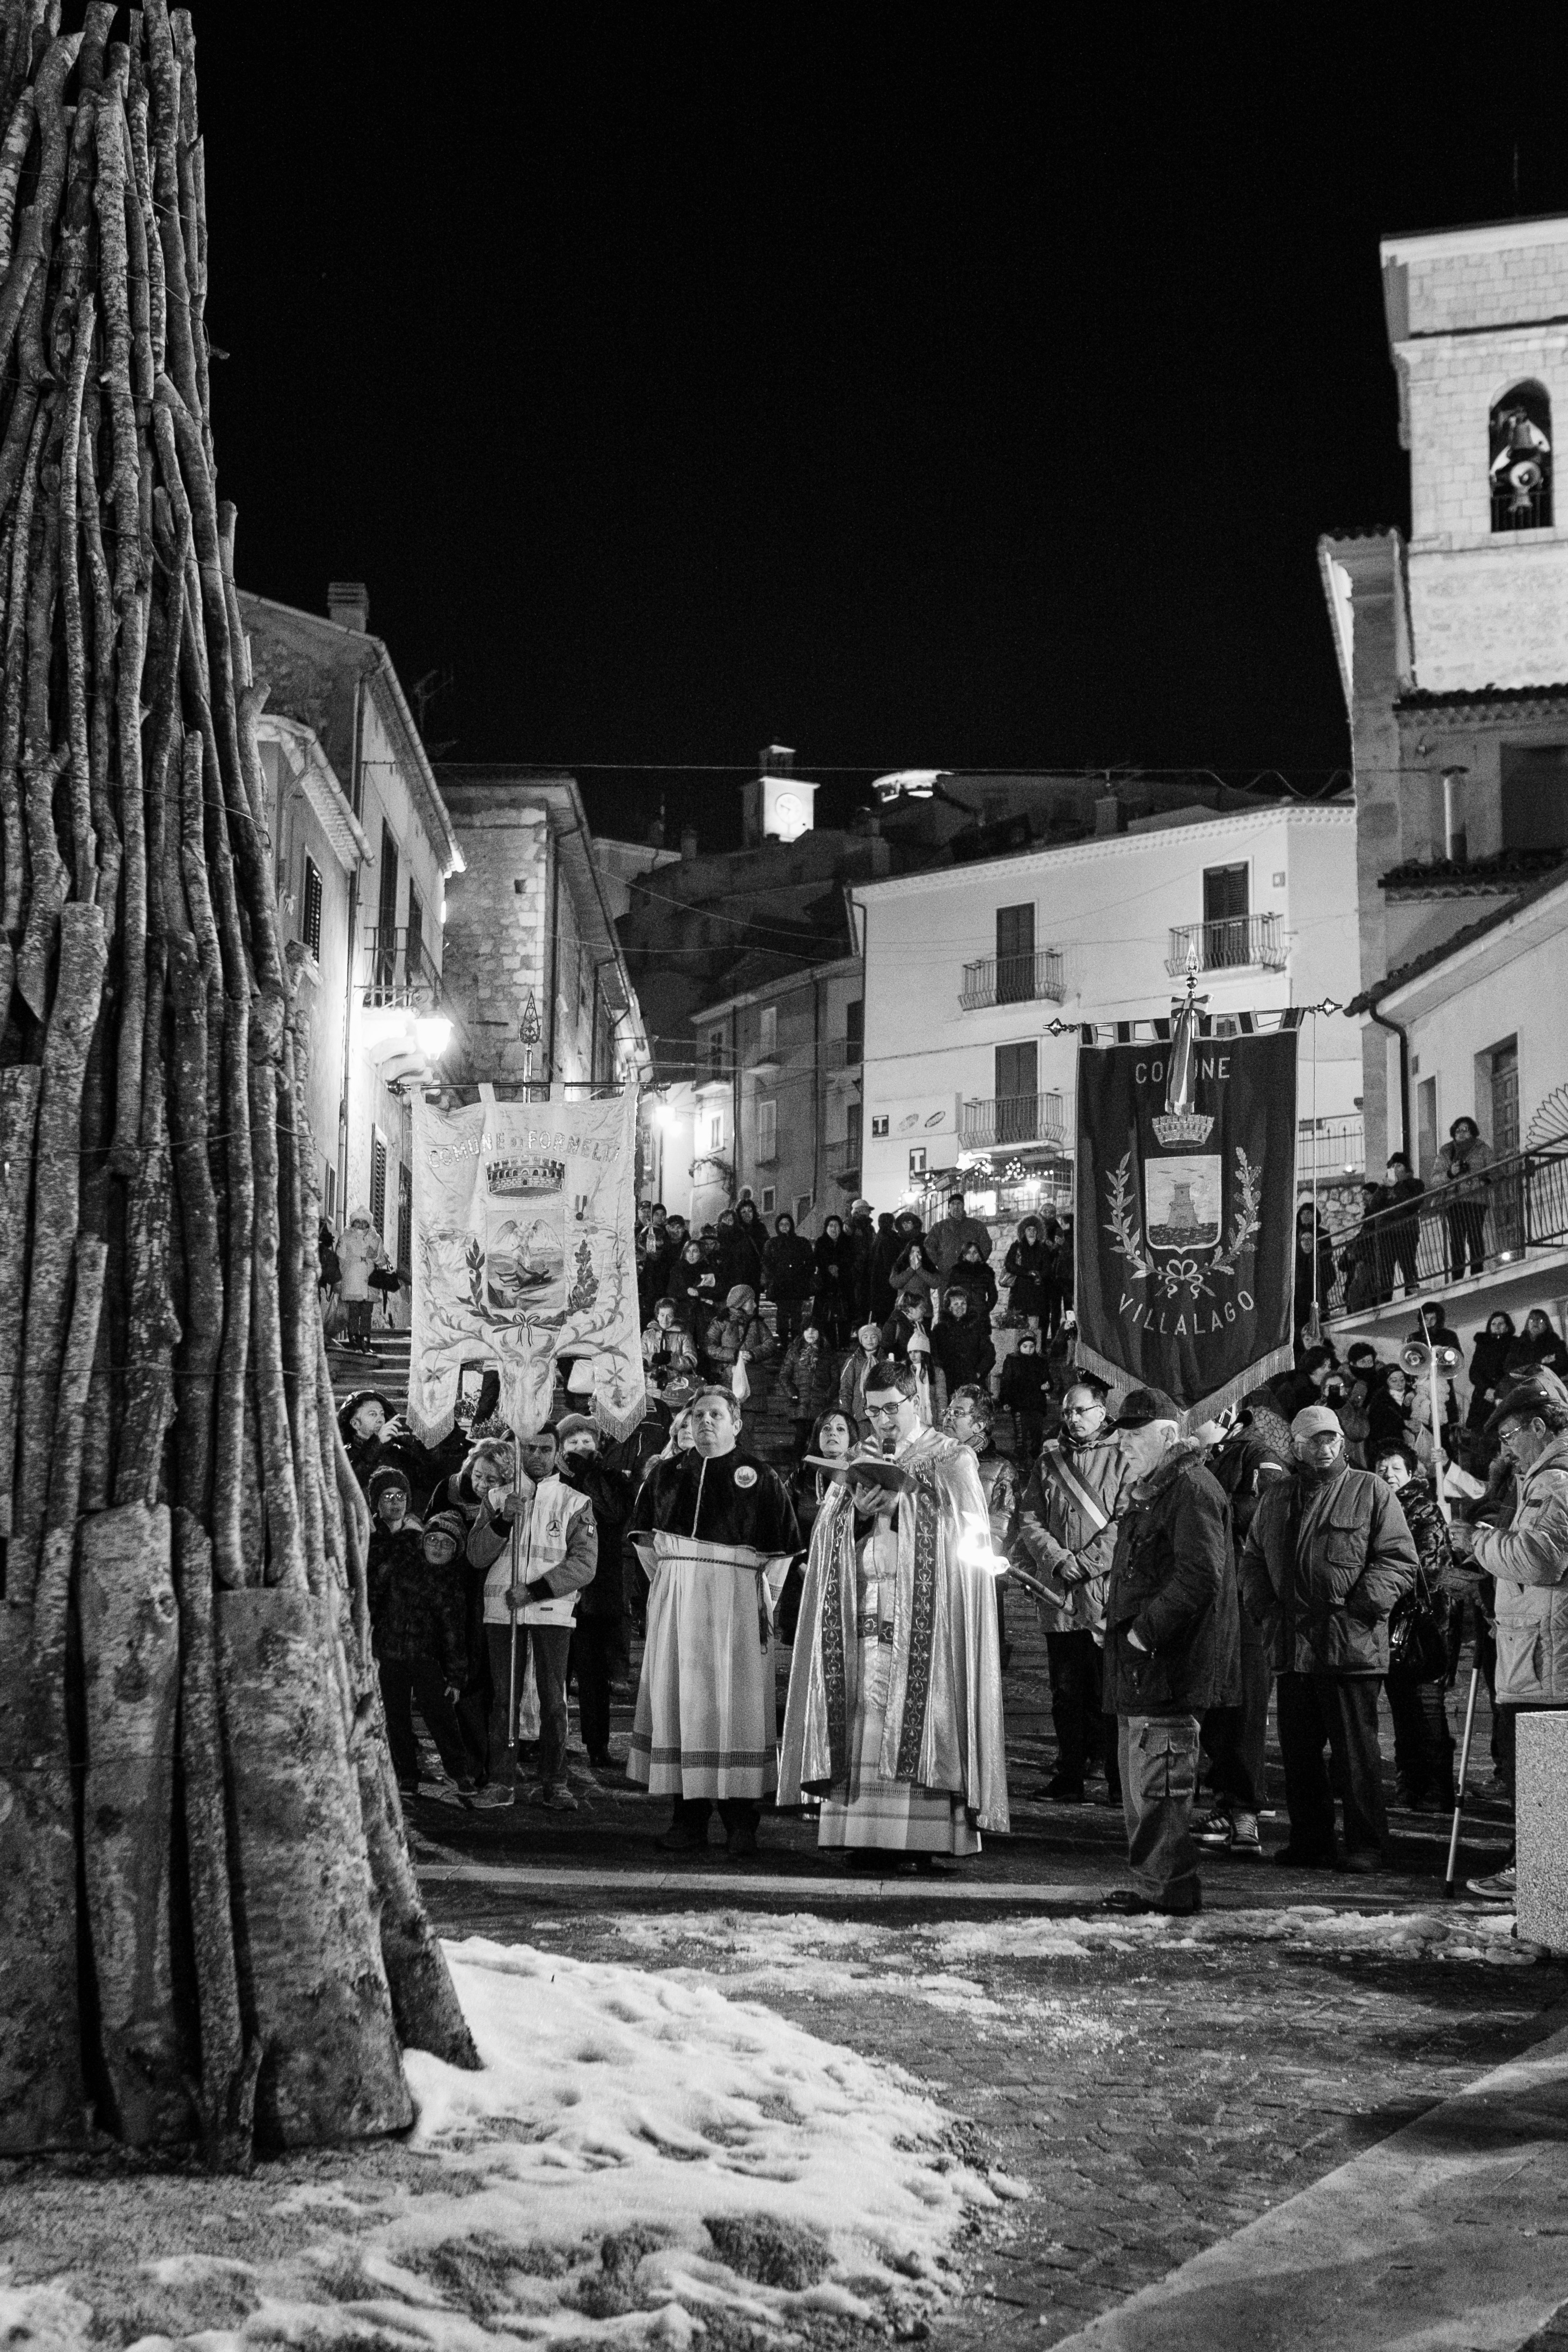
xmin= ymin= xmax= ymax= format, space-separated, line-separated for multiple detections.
xmin=741 ymin=743 xmax=817 ymax=845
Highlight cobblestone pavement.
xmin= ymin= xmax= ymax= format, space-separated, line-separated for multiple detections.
xmin=410 ymin=1595 xmax=1560 ymax=2348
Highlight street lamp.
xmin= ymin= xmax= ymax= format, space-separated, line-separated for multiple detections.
xmin=520 ymin=991 xmax=542 ymax=1099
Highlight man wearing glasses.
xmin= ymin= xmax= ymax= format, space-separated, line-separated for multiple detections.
xmin=779 ymin=1358 xmax=1009 ymax=1866
xmin=1240 ymin=1402 xmax=1417 ymax=1873
xmin=1016 ymin=1383 xmax=1129 ymax=1804
xmin=1448 ymin=1379 xmax=1568 ymax=1903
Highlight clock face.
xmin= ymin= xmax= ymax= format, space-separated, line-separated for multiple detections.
xmin=771 ymin=789 xmax=806 ymax=840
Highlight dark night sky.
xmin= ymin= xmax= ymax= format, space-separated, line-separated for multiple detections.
xmin=187 ymin=9 xmax=1568 ymax=845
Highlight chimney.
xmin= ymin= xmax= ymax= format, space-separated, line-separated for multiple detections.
xmin=328 ymin=581 xmax=369 ymax=633
xmin=679 ymin=822 xmax=698 ymax=861
xmin=760 ymin=743 xmax=795 ymax=775
xmin=1094 ymin=790 xmax=1122 ymax=837
xmin=647 ymin=809 xmax=666 ymax=850
xmin=1442 ymin=765 xmax=1469 ymax=863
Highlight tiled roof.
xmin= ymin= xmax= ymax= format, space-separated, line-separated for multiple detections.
xmin=1396 ymin=683 xmax=1568 ymax=708
xmin=1349 ymin=860 xmax=1568 ymax=1009
xmin=1377 ymin=849 xmax=1565 ymax=898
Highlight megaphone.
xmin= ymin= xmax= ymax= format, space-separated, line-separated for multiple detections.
xmin=1404 ymin=1338 xmax=1462 ymax=1374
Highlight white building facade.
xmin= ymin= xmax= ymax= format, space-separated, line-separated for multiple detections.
xmin=1328 ymin=869 xmax=1568 ymax=1357
xmin=241 ymin=587 xmax=465 ymax=1309
xmin=853 ymin=802 xmax=1361 ymax=1225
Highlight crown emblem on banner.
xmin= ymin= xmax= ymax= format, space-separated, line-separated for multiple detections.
xmin=1151 ymin=1111 xmax=1214 ymax=1148
xmin=486 ymin=1155 xmax=566 ymax=1196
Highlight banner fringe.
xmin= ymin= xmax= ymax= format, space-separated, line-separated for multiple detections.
xmin=406 ymin=1401 xmax=456 ymax=1450
xmin=594 ymin=1393 xmax=648 ymax=1445
xmin=1069 ymin=1339 xmax=1296 ymax=1437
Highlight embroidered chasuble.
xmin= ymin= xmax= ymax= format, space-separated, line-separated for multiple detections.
xmin=778 ymin=1426 xmax=1009 ymax=1846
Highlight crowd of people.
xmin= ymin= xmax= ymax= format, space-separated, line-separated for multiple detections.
xmin=336 ymin=1177 xmax=1568 ymax=1914
xmin=1321 ymin=1115 xmax=1533 ymax=1325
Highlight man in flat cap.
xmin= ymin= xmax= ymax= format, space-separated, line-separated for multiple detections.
xmin=1240 ymin=1402 xmax=1417 ymax=1873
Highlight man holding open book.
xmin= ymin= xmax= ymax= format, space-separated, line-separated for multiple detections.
xmin=778 ymin=1357 xmax=1009 ymax=1867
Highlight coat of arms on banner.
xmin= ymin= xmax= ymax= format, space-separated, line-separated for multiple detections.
xmin=1105 ymin=1145 xmax=1263 ymax=1300
xmin=1073 ymin=994 xmax=1298 ymax=1424
xmin=408 ymin=1091 xmax=644 ymax=1444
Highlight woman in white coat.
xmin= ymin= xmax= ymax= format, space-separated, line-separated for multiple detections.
xmin=338 ymin=1207 xmax=390 ymax=1354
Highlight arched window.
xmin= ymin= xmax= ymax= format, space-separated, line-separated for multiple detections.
xmin=1490 ymin=380 xmax=1553 ymax=530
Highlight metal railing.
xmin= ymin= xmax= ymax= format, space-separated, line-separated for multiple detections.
xmin=959 ymin=949 xmax=1066 ymax=1010
xmin=825 ymin=1138 xmax=861 ymax=1175
xmin=959 ymin=1091 xmax=1069 ymax=1150
xmin=822 ymin=1036 xmax=863 ymax=1071
xmin=1297 ymin=1117 xmax=1365 ymax=1186
xmin=362 ymin=925 xmax=443 ymax=1009
xmin=1166 ymin=914 xmax=1285 ymax=976
xmin=1323 ymin=1141 xmax=1568 ymax=1321
xmin=1492 ymin=479 xmax=1552 ymax=532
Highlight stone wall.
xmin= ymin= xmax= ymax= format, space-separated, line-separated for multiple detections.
xmin=442 ymin=792 xmax=551 ymax=1089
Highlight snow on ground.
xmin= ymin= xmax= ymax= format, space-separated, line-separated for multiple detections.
xmin=0 ymin=1938 xmax=1016 ymax=2352
xmin=604 ymin=1899 xmax=1528 ymax=1998
xmin=611 ymin=1909 xmax=1126 ymax=2041
xmin=924 ymin=1903 xmax=1530 ymax=1967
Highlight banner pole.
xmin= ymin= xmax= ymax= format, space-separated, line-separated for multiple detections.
xmin=506 ymin=1450 xmax=521 ymax=1779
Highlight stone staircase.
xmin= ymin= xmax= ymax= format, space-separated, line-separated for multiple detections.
xmin=328 ymin=1320 xmax=413 ymax=1416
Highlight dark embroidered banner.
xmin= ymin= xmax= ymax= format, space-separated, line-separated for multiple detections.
xmin=1073 ymin=1028 xmax=1298 ymax=1422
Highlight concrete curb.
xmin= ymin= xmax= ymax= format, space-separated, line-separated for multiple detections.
xmin=1048 ymin=2009 xmax=1568 ymax=2350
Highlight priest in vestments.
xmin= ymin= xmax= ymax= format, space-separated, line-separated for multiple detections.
xmin=627 ymin=1384 xmax=801 ymax=1857
xmin=779 ymin=1357 xmax=1009 ymax=1860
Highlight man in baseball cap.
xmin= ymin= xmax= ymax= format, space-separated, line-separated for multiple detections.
xmin=1239 ymin=1397 xmax=1417 ymax=1873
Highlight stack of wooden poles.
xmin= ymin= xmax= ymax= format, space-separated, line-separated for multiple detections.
xmin=0 ymin=0 xmax=476 ymax=2165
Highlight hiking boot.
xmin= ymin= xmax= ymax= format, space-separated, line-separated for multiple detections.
xmin=530 ymin=1781 xmax=578 ymax=1811
xmin=1103 ymin=1887 xmax=1201 ymax=1918
xmin=1466 ymin=1862 xmax=1516 ymax=1903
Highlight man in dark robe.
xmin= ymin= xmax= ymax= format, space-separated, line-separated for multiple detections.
xmin=626 ymin=1384 xmax=800 ymax=1858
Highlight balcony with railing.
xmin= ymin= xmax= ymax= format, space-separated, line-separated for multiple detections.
xmin=1296 ymin=1116 xmax=1365 ymax=1188
xmin=822 ymin=1035 xmax=863 ymax=1072
xmin=1165 ymin=914 xmax=1286 ymax=976
xmin=825 ymin=1137 xmax=861 ymax=1176
xmin=959 ymin=1091 xmax=1069 ymax=1151
xmin=361 ymin=924 xmax=443 ymax=1010
xmin=1323 ymin=1141 xmax=1568 ymax=1328
xmin=959 ymin=949 xmax=1066 ymax=1011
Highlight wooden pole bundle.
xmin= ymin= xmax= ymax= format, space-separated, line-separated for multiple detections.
xmin=0 ymin=3 xmax=477 ymax=2163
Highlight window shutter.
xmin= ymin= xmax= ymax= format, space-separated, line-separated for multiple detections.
xmin=370 ymin=1132 xmax=387 ymax=1233
xmin=301 ymin=855 xmax=323 ymax=960
xmin=995 ymin=905 xmax=1035 ymax=1004
xmin=397 ymin=1162 xmax=413 ymax=1274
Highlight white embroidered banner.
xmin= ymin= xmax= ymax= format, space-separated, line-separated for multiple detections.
xmin=408 ymin=1090 xmax=645 ymax=1444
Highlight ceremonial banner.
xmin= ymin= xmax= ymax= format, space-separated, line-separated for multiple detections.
xmin=408 ymin=1090 xmax=644 ymax=1444
xmin=1074 ymin=1021 xmax=1298 ymax=1424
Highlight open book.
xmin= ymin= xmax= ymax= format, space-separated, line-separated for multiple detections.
xmin=803 ymin=1453 xmax=908 ymax=1491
